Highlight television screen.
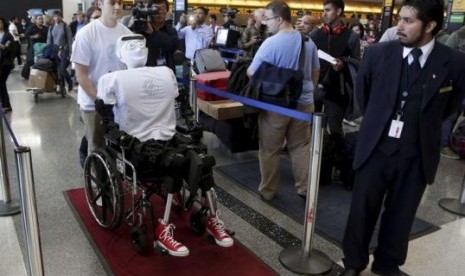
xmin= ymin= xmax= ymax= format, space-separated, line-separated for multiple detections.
xmin=216 ymin=28 xmax=229 ymax=46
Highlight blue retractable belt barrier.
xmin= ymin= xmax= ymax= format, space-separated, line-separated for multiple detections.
xmin=195 ymin=82 xmax=313 ymax=122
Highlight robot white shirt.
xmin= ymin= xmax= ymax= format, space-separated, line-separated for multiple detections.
xmin=97 ymin=35 xmax=178 ymax=142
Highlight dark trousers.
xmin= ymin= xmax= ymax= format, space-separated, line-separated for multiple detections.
xmin=59 ymin=52 xmax=72 ymax=90
xmin=324 ymin=99 xmax=345 ymax=135
xmin=0 ymin=65 xmax=13 ymax=109
xmin=342 ymin=150 xmax=427 ymax=272
xmin=13 ymin=41 xmax=22 ymax=64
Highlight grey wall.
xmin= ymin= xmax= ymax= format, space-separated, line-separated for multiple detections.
xmin=0 ymin=0 xmax=62 ymax=21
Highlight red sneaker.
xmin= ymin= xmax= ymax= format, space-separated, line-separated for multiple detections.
xmin=207 ymin=210 xmax=234 ymax=247
xmin=155 ymin=219 xmax=189 ymax=257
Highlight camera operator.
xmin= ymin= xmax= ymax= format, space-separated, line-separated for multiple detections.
xmin=142 ymin=0 xmax=178 ymax=72
xmin=240 ymin=8 xmax=268 ymax=57
xmin=127 ymin=1 xmax=177 ymax=72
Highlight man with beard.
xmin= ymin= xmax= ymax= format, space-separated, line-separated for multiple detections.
xmin=340 ymin=1 xmax=465 ymax=275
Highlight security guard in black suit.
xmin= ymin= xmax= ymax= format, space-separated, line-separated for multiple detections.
xmin=340 ymin=1 xmax=465 ymax=275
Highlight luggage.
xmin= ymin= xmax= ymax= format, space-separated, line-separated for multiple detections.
xmin=319 ymin=131 xmax=357 ymax=190
xmin=28 ymin=69 xmax=56 ymax=90
xmin=195 ymin=71 xmax=230 ymax=101
xmin=227 ymin=57 xmax=252 ymax=96
xmin=450 ymin=120 xmax=465 ymax=158
xmin=193 ymin=49 xmax=226 ymax=74
xmin=199 ymin=111 xmax=258 ymax=153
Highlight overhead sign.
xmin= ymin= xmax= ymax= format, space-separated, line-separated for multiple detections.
xmin=452 ymin=0 xmax=465 ymax=12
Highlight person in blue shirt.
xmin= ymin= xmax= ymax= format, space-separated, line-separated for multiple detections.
xmin=247 ymin=0 xmax=320 ymax=200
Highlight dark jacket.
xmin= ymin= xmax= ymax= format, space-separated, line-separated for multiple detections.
xmin=310 ymin=26 xmax=360 ymax=104
xmin=144 ymin=23 xmax=178 ymax=72
xmin=25 ymin=24 xmax=49 ymax=45
xmin=354 ymin=41 xmax=465 ymax=183
xmin=0 ymin=32 xmax=15 ymax=67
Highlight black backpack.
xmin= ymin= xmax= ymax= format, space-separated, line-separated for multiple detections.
xmin=227 ymin=57 xmax=253 ymax=95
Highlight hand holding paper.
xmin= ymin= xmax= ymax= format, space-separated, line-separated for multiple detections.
xmin=317 ymin=50 xmax=337 ymax=65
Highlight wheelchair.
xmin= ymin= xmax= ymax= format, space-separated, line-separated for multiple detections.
xmin=83 ymin=129 xmax=230 ymax=254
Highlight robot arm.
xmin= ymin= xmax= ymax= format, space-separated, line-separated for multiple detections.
xmin=95 ymin=98 xmax=139 ymax=148
xmin=175 ymin=84 xmax=203 ymax=143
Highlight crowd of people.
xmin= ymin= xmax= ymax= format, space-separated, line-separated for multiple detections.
xmin=2 ymin=0 xmax=465 ymax=273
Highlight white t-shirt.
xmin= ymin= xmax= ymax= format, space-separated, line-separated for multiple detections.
xmin=8 ymin=23 xmax=20 ymax=41
xmin=71 ymin=20 xmax=132 ymax=110
xmin=97 ymin=66 xmax=179 ymax=142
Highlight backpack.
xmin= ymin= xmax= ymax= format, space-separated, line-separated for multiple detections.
xmin=227 ymin=57 xmax=252 ymax=95
xmin=193 ymin=49 xmax=226 ymax=74
xmin=450 ymin=120 xmax=465 ymax=158
xmin=247 ymin=34 xmax=307 ymax=109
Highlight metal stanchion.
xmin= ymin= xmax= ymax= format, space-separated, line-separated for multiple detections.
xmin=439 ymin=171 xmax=465 ymax=216
xmin=190 ymin=77 xmax=198 ymax=121
xmin=15 ymin=146 xmax=44 ymax=276
xmin=279 ymin=113 xmax=333 ymax=275
xmin=0 ymin=118 xmax=20 ymax=216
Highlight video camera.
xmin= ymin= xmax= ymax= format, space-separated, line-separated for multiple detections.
xmin=132 ymin=1 xmax=159 ymax=33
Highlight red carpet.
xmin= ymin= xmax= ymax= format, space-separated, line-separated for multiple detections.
xmin=65 ymin=188 xmax=276 ymax=276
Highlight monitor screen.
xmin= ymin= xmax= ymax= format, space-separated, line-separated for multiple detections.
xmin=216 ymin=28 xmax=229 ymax=46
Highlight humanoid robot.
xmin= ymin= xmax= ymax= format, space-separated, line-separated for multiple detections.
xmin=95 ymin=34 xmax=233 ymax=257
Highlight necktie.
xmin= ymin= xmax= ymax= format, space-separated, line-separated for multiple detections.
xmin=408 ymin=48 xmax=422 ymax=82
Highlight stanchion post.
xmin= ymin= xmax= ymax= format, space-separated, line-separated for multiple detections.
xmin=0 ymin=117 xmax=21 ymax=216
xmin=279 ymin=113 xmax=333 ymax=275
xmin=438 ymin=171 xmax=465 ymax=216
xmin=15 ymin=146 xmax=44 ymax=276
xmin=190 ymin=77 xmax=198 ymax=121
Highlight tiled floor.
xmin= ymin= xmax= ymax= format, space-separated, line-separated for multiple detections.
xmin=1 ymin=66 xmax=465 ymax=276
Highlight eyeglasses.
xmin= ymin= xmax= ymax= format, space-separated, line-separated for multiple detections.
xmin=263 ymin=15 xmax=279 ymax=22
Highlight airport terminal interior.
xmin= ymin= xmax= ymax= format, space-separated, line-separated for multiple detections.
xmin=2 ymin=1 xmax=465 ymax=276
xmin=0 ymin=55 xmax=465 ymax=276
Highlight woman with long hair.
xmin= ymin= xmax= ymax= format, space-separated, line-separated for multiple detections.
xmin=0 ymin=17 xmax=14 ymax=112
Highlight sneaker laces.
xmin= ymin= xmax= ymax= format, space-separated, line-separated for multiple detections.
xmin=210 ymin=210 xmax=228 ymax=238
xmin=159 ymin=223 xmax=182 ymax=248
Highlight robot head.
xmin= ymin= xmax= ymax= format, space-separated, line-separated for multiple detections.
xmin=116 ymin=34 xmax=148 ymax=68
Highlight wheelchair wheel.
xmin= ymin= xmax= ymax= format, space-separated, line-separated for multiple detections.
xmin=84 ymin=149 xmax=124 ymax=229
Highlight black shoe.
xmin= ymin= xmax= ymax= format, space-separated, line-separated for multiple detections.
xmin=338 ymin=268 xmax=361 ymax=276
xmin=68 ymin=83 xmax=73 ymax=92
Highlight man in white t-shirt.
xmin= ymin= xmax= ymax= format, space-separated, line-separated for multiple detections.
xmin=71 ymin=0 xmax=132 ymax=155
xmin=8 ymin=17 xmax=22 ymax=65
xmin=96 ymin=34 xmax=233 ymax=257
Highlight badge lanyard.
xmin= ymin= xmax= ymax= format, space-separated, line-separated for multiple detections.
xmin=388 ymin=57 xmax=420 ymax=139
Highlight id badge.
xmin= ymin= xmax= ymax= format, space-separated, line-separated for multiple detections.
xmin=388 ymin=119 xmax=404 ymax=138
xmin=156 ymin=58 xmax=167 ymax=66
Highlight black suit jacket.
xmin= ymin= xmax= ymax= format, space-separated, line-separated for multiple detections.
xmin=354 ymin=40 xmax=465 ymax=184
